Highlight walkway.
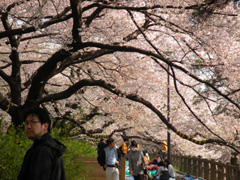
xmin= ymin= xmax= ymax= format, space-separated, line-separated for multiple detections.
xmin=77 ymin=157 xmax=106 ymax=180
xmin=77 ymin=157 xmax=197 ymax=180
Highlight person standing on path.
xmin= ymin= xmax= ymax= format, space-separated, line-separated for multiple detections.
xmin=128 ymin=140 xmax=146 ymax=180
xmin=18 ymin=107 xmax=66 ymax=180
xmin=98 ymin=138 xmax=121 ymax=180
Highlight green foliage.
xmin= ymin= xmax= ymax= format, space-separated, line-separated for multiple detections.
xmin=0 ymin=124 xmax=31 ymax=180
xmin=52 ymin=128 xmax=97 ymax=180
xmin=0 ymin=125 xmax=97 ymax=180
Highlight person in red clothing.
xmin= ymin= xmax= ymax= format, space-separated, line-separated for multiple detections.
xmin=149 ymin=152 xmax=161 ymax=165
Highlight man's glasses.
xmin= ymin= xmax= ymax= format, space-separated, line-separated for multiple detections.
xmin=24 ymin=121 xmax=41 ymax=126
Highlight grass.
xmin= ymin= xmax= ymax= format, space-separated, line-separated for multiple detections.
xmin=0 ymin=125 xmax=97 ymax=180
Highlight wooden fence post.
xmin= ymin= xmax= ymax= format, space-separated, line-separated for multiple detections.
xmin=187 ymin=156 xmax=192 ymax=175
xmin=226 ymin=165 xmax=231 ymax=180
xmin=202 ymin=160 xmax=208 ymax=179
xmin=171 ymin=154 xmax=240 ymax=180
xmin=197 ymin=156 xmax=203 ymax=178
xmin=119 ymin=157 xmax=126 ymax=180
xmin=180 ymin=156 xmax=184 ymax=172
xmin=210 ymin=161 xmax=216 ymax=180
xmin=217 ymin=163 xmax=224 ymax=180
xmin=193 ymin=157 xmax=197 ymax=176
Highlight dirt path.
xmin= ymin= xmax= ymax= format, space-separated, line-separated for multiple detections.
xmin=77 ymin=157 xmax=106 ymax=180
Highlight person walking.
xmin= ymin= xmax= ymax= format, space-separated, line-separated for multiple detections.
xmin=98 ymin=138 xmax=121 ymax=180
xmin=164 ymin=160 xmax=176 ymax=180
xmin=128 ymin=140 xmax=146 ymax=180
xmin=18 ymin=107 xmax=66 ymax=180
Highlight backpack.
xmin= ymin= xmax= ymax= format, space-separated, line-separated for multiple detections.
xmin=97 ymin=142 xmax=107 ymax=166
xmin=118 ymin=145 xmax=124 ymax=156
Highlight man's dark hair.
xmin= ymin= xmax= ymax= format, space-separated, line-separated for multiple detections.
xmin=123 ymin=137 xmax=129 ymax=142
xmin=131 ymin=140 xmax=138 ymax=147
xmin=107 ymin=138 xmax=115 ymax=145
xmin=24 ymin=107 xmax=51 ymax=132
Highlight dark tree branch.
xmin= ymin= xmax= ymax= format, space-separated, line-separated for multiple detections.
xmin=85 ymin=6 xmax=104 ymax=27
xmin=154 ymin=57 xmax=217 ymax=103
xmin=5 ymin=33 xmax=59 ymax=45
xmin=192 ymin=0 xmax=234 ymax=21
xmin=50 ymin=49 xmax=115 ymax=78
xmin=23 ymin=48 xmax=115 ymax=100
xmin=170 ymin=65 xmax=226 ymax=142
xmin=0 ymin=69 xmax=10 ymax=83
xmin=109 ymin=127 xmax=132 ymax=138
xmin=70 ymin=0 xmax=83 ymax=49
xmin=123 ymin=17 xmax=152 ymax=42
xmin=82 ymin=42 xmax=240 ymax=110
xmin=90 ymin=1 xmax=237 ymax=17
xmin=25 ymin=49 xmax=70 ymax=105
xmin=127 ymin=10 xmax=165 ymax=58
xmin=1 ymin=10 xmax=21 ymax=105
xmin=36 ymin=78 xmax=240 ymax=153
xmin=0 ymin=7 xmax=72 ymax=39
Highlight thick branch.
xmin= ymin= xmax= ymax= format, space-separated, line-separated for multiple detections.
xmin=37 ymin=79 xmax=237 ymax=149
xmin=25 ymin=49 xmax=70 ymax=105
xmin=70 ymin=0 xmax=82 ymax=49
xmin=0 ymin=69 xmax=10 ymax=83
xmin=0 ymin=7 xmax=71 ymax=39
xmin=85 ymin=6 xmax=104 ymax=27
xmin=1 ymin=11 xmax=22 ymax=105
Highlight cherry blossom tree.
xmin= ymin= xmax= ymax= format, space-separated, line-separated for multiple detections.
xmin=0 ymin=0 xmax=240 ymax=159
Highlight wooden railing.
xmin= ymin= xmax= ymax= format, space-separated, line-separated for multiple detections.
xmin=171 ymin=154 xmax=240 ymax=180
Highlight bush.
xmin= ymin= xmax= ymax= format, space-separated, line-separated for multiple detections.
xmin=0 ymin=125 xmax=31 ymax=180
xmin=52 ymin=129 xmax=97 ymax=180
xmin=0 ymin=125 xmax=97 ymax=180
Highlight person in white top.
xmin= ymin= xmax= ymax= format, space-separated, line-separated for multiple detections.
xmin=164 ymin=159 xmax=176 ymax=180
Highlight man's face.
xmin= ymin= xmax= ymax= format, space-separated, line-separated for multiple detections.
xmin=25 ymin=114 xmax=48 ymax=141
xmin=109 ymin=141 xmax=116 ymax=149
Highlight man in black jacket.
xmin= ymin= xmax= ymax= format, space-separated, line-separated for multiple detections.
xmin=18 ymin=107 xmax=66 ymax=180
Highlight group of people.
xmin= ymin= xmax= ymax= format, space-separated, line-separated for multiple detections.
xmin=16 ymin=106 xmax=175 ymax=180
xmin=97 ymin=137 xmax=176 ymax=180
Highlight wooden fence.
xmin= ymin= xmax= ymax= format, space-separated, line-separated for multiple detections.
xmin=171 ymin=154 xmax=240 ymax=180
